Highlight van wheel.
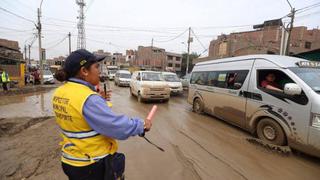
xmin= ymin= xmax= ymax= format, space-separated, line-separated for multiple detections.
xmin=257 ymin=118 xmax=287 ymax=146
xmin=193 ymin=98 xmax=204 ymax=114
xmin=138 ymin=93 xmax=143 ymax=102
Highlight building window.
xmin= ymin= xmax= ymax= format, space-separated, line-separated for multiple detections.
xmin=167 ymin=56 xmax=173 ymax=60
xmin=175 ymin=64 xmax=180 ymax=68
xmin=305 ymin=42 xmax=312 ymax=49
xmin=168 ymin=63 xmax=173 ymax=67
xmin=176 ymin=57 xmax=181 ymax=61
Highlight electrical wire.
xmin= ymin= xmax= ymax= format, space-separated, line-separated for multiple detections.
xmin=191 ymin=29 xmax=208 ymax=51
xmin=46 ymin=35 xmax=68 ymax=50
xmin=153 ymin=28 xmax=188 ymax=43
xmin=0 ymin=6 xmax=35 ymax=23
xmin=0 ymin=26 xmax=34 ymax=32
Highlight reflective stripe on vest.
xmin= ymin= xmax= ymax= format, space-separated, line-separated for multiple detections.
xmin=62 ymin=129 xmax=100 ymax=139
xmin=61 ymin=152 xmax=109 ymax=162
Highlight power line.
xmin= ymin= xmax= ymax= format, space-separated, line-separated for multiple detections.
xmin=46 ymin=35 xmax=68 ymax=50
xmin=296 ymin=2 xmax=320 ymax=12
xmin=191 ymin=29 xmax=208 ymax=51
xmin=0 ymin=26 xmax=35 ymax=32
xmin=0 ymin=6 xmax=35 ymax=23
xmin=85 ymin=0 xmax=95 ymax=14
xmin=153 ymin=28 xmax=188 ymax=43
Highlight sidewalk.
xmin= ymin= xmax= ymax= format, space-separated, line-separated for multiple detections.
xmin=0 ymin=84 xmax=60 ymax=96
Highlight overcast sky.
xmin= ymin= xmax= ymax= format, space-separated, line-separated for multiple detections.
xmin=0 ymin=0 xmax=319 ymax=60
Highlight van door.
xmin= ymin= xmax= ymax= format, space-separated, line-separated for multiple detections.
xmin=246 ymin=59 xmax=311 ymax=145
xmin=212 ymin=70 xmax=250 ymax=127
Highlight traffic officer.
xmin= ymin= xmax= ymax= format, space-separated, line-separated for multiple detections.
xmin=1 ymin=68 xmax=10 ymax=91
xmin=53 ymin=49 xmax=152 ymax=180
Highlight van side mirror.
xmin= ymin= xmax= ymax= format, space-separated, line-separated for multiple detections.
xmin=284 ymin=83 xmax=302 ymax=95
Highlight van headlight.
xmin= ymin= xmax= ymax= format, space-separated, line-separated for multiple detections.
xmin=312 ymin=114 xmax=320 ymax=128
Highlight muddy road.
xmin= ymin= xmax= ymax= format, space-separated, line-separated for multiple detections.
xmin=0 ymin=84 xmax=320 ymax=180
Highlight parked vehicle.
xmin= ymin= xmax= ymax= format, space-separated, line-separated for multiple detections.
xmin=130 ymin=71 xmax=170 ymax=102
xmin=162 ymin=72 xmax=183 ymax=95
xmin=188 ymin=54 xmax=320 ymax=158
xmin=114 ymin=70 xmax=131 ymax=87
xmin=106 ymin=66 xmax=118 ymax=80
xmin=181 ymin=74 xmax=191 ymax=89
xmin=43 ymin=70 xmax=55 ymax=84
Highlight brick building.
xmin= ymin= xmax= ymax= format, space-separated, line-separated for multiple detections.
xmin=195 ymin=20 xmax=320 ymax=63
xmin=133 ymin=46 xmax=182 ymax=72
xmin=166 ymin=52 xmax=182 ymax=72
xmin=0 ymin=38 xmax=25 ymax=87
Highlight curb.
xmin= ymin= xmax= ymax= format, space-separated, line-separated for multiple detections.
xmin=0 ymin=85 xmax=59 ymax=96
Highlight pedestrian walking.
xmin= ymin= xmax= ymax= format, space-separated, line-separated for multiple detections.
xmin=53 ymin=49 xmax=152 ymax=180
xmin=1 ymin=68 xmax=10 ymax=91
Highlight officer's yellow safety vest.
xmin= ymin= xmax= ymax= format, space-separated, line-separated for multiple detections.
xmin=53 ymin=82 xmax=118 ymax=167
xmin=1 ymin=72 xmax=10 ymax=83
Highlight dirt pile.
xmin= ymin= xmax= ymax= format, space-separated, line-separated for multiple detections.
xmin=0 ymin=117 xmax=66 ymax=180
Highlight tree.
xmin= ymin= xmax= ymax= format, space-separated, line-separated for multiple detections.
xmin=180 ymin=52 xmax=200 ymax=76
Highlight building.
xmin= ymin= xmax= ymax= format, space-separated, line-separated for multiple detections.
xmin=0 ymin=38 xmax=25 ymax=87
xmin=126 ymin=49 xmax=136 ymax=65
xmin=195 ymin=19 xmax=320 ymax=64
xmin=112 ymin=53 xmax=127 ymax=66
xmin=166 ymin=52 xmax=182 ymax=72
xmin=134 ymin=46 xmax=182 ymax=72
xmin=93 ymin=50 xmax=112 ymax=73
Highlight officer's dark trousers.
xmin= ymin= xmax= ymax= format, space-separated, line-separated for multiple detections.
xmin=62 ymin=159 xmax=113 ymax=180
xmin=2 ymin=82 xmax=8 ymax=91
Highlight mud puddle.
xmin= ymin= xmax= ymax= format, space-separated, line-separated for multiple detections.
xmin=0 ymin=90 xmax=55 ymax=118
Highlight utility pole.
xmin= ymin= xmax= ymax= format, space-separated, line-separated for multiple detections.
xmin=285 ymin=8 xmax=295 ymax=55
xmin=24 ymin=45 xmax=27 ymax=61
xmin=151 ymin=38 xmax=154 ymax=70
xmin=28 ymin=45 xmax=31 ymax=69
xmin=76 ymin=0 xmax=86 ymax=49
xmin=37 ymin=6 xmax=44 ymax=84
xmin=186 ymin=27 xmax=192 ymax=75
xmin=68 ymin=32 xmax=71 ymax=55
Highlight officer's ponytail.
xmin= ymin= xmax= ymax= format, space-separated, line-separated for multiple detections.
xmin=54 ymin=69 xmax=68 ymax=82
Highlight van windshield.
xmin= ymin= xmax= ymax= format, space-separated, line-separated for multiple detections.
xmin=142 ymin=72 xmax=163 ymax=81
xmin=163 ymin=74 xmax=180 ymax=82
xmin=108 ymin=70 xmax=117 ymax=74
xmin=289 ymin=67 xmax=320 ymax=93
xmin=120 ymin=73 xmax=131 ymax=79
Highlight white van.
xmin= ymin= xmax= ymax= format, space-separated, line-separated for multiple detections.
xmin=130 ymin=71 xmax=170 ymax=102
xmin=162 ymin=72 xmax=183 ymax=95
xmin=188 ymin=55 xmax=320 ymax=158
xmin=106 ymin=66 xmax=118 ymax=80
xmin=114 ymin=70 xmax=131 ymax=87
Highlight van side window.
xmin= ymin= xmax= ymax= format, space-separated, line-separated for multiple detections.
xmin=226 ymin=70 xmax=249 ymax=90
xmin=257 ymin=69 xmax=294 ymax=92
xmin=207 ymin=72 xmax=218 ymax=86
xmin=191 ymin=72 xmax=208 ymax=85
xmin=216 ymin=72 xmax=227 ymax=88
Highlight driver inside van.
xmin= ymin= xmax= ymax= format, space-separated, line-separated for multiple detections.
xmin=261 ymin=73 xmax=283 ymax=92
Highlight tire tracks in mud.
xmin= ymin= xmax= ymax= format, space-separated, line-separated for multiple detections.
xmin=171 ymin=144 xmax=203 ymax=180
xmin=178 ymin=130 xmax=248 ymax=180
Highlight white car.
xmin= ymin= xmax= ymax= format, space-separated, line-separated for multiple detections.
xmin=114 ymin=70 xmax=131 ymax=87
xmin=162 ymin=72 xmax=183 ymax=95
xmin=43 ymin=70 xmax=55 ymax=84
xmin=180 ymin=74 xmax=191 ymax=89
xmin=130 ymin=71 xmax=170 ymax=102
